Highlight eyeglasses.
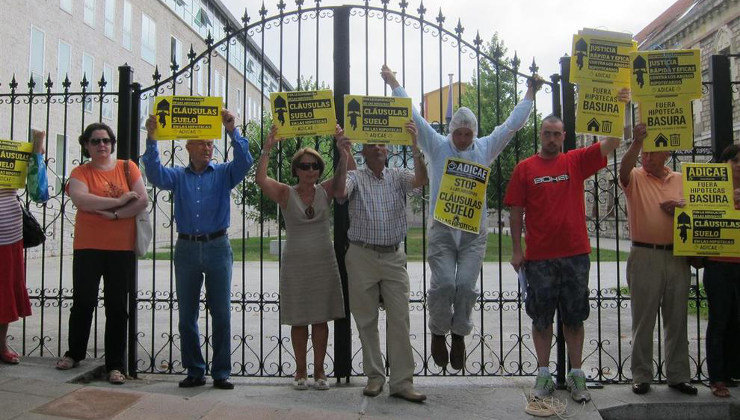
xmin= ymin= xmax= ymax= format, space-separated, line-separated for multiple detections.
xmin=88 ymin=137 xmax=112 ymax=145
xmin=296 ymin=162 xmax=321 ymax=171
xmin=304 ymin=205 xmax=315 ymax=220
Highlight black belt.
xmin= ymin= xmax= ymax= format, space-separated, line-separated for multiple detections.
xmin=178 ymin=229 xmax=227 ymax=242
xmin=632 ymin=241 xmax=673 ymax=251
xmin=350 ymin=240 xmax=400 ymax=253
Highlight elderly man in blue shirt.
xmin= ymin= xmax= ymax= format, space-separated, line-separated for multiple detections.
xmin=142 ymin=109 xmax=253 ymax=390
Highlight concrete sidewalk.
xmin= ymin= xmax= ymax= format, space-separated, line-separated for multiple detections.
xmin=1 ymin=358 xmax=738 ymax=419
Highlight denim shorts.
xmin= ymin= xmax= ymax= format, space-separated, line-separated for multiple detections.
xmin=524 ymin=254 xmax=591 ymax=331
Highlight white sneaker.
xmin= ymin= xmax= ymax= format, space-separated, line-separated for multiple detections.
xmin=566 ymin=371 xmax=591 ymax=402
xmin=532 ymin=371 xmax=555 ymax=399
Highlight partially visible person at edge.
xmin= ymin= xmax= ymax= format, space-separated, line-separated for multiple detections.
xmin=0 ymin=129 xmax=48 ymax=365
xmin=335 ymin=121 xmax=429 ymax=403
xmin=504 ymin=99 xmax=628 ymax=403
xmin=381 ymin=63 xmax=543 ymax=371
xmin=141 ymin=109 xmax=253 ymax=390
xmin=57 ymin=123 xmax=147 ymax=386
xmin=703 ymin=144 xmax=740 ymax=398
xmin=619 ymin=122 xmax=696 ymax=397
xmin=255 ymin=125 xmax=349 ymax=391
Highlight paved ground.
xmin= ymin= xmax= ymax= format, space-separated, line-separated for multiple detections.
xmin=1 ymin=357 xmax=738 ymax=419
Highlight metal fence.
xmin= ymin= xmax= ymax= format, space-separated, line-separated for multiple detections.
xmin=2 ymin=1 xmax=736 ymax=385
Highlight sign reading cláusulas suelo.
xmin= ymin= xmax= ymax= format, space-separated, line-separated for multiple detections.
xmin=152 ymin=96 xmax=222 ymax=141
xmin=343 ymin=95 xmax=412 ymax=145
xmin=270 ymin=90 xmax=337 ymax=138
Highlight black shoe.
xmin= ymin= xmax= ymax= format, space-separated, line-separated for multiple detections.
xmin=213 ymin=378 xmax=234 ymax=390
xmin=449 ymin=334 xmax=466 ymax=370
xmin=632 ymin=383 xmax=650 ymax=394
xmin=669 ymin=382 xmax=697 ymax=395
xmin=431 ymin=334 xmax=448 ymax=368
xmin=179 ymin=376 xmax=206 ymax=388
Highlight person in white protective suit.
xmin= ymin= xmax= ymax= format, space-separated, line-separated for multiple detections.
xmin=381 ymin=64 xmax=543 ymax=370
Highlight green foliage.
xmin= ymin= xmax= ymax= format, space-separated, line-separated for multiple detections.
xmin=459 ymin=33 xmax=541 ymax=210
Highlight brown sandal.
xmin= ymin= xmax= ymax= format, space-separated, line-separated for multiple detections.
xmin=55 ymin=356 xmax=79 ymax=370
xmin=710 ymin=382 xmax=730 ymax=398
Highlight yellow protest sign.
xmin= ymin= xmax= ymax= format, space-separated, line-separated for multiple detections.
xmin=640 ymin=98 xmax=694 ymax=152
xmin=343 ymin=95 xmax=412 ymax=145
xmin=682 ymin=163 xmax=734 ymax=210
xmin=570 ymin=33 xmax=636 ymax=85
xmin=0 ymin=139 xmax=34 ymax=189
xmin=152 ymin=96 xmax=222 ymax=141
xmin=270 ymin=90 xmax=336 ymax=138
xmin=674 ymin=208 xmax=740 ymax=257
xmin=433 ymin=158 xmax=490 ymax=234
xmin=575 ymin=83 xmax=625 ymax=137
xmin=630 ymin=49 xmax=701 ymax=99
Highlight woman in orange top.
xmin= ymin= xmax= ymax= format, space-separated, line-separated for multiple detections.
xmin=704 ymin=144 xmax=740 ymax=398
xmin=56 ymin=123 xmax=147 ymax=385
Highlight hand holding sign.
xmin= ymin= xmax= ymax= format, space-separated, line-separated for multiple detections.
xmin=31 ymin=129 xmax=45 ymax=154
xmin=380 ymin=64 xmax=400 ymax=89
xmin=222 ymin=108 xmax=236 ymax=132
xmin=145 ymin=115 xmax=157 ymax=139
xmin=262 ymin=125 xmax=280 ymax=153
xmin=660 ymin=198 xmax=685 ymax=216
xmin=633 ymin=123 xmax=647 ymax=145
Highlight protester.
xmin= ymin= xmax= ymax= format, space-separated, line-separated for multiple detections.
xmin=141 ymin=109 xmax=253 ymax=389
xmin=703 ymin=144 xmax=740 ymax=398
xmin=255 ymin=125 xmax=348 ymax=390
xmin=618 ymin=122 xmax=696 ymax=396
xmin=381 ymin=64 xmax=542 ymax=370
xmin=336 ymin=121 xmax=428 ymax=403
xmin=505 ymin=107 xmax=626 ymax=402
xmin=57 ymin=123 xmax=147 ymax=385
xmin=0 ymin=129 xmax=48 ymax=365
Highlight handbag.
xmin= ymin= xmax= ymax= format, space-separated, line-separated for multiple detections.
xmin=123 ymin=160 xmax=153 ymax=257
xmin=18 ymin=196 xmax=45 ymax=248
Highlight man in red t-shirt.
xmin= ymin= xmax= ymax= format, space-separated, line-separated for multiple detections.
xmin=504 ymin=114 xmax=621 ymax=402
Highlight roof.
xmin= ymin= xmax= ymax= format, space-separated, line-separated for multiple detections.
xmin=634 ymin=0 xmax=698 ymax=49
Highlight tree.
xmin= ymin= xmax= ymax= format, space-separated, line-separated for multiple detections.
xmin=459 ymin=33 xmax=542 ymax=211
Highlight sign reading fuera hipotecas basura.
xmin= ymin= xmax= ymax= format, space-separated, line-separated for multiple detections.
xmin=641 ymin=98 xmax=694 ymax=152
xmin=270 ymin=90 xmax=337 ymax=138
xmin=682 ymin=163 xmax=734 ymax=209
xmin=575 ymin=83 xmax=625 ymax=137
xmin=0 ymin=139 xmax=34 ymax=189
xmin=570 ymin=33 xmax=636 ymax=85
xmin=343 ymin=95 xmax=412 ymax=145
xmin=152 ymin=96 xmax=222 ymax=141
xmin=433 ymin=158 xmax=490 ymax=234
xmin=630 ymin=50 xmax=701 ymax=99
xmin=674 ymin=208 xmax=740 ymax=257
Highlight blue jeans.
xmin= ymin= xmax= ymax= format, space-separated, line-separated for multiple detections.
xmin=174 ymin=235 xmax=233 ymax=380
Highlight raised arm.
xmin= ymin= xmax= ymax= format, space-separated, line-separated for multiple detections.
xmin=324 ymin=125 xmax=350 ymax=199
xmin=255 ymin=125 xmax=290 ymax=208
xmin=619 ymin=122 xmax=646 ymax=187
xmin=382 ymin=64 xmax=441 ymax=153
xmin=141 ymin=115 xmax=178 ymax=190
xmin=407 ymin=121 xmax=428 ymax=188
xmin=600 ymin=88 xmax=631 ymax=158
xmin=222 ymin=108 xmax=254 ymax=188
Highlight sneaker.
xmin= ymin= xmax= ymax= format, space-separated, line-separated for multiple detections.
xmin=566 ymin=371 xmax=591 ymax=402
xmin=532 ymin=372 xmax=555 ymax=399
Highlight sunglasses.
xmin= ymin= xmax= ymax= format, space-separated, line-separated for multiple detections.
xmin=296 ymin=162 xmax=321 ymax=171
xmin=88 ymin=137 xmax=112 ymax=145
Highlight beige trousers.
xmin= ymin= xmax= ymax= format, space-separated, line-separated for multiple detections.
xmin=345 ymin=243 xmax=414 ymax=393
xmin=627 ymin=246 xmax=691 ymax=384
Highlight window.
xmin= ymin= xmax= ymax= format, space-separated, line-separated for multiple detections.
xmin=102 ymin=64 xmax=114 ymax=119
xmin=214 ymin=70 xmax=221 ymax=100
xmin=30 ymin=27 xmax=45 ymax=93
xmin=140 ymin=96 xmax=154 ymax=130
xmin=219 ymin=73 xmax=225 ymax=104
xmin=104 ymin=0 xmax=116 ymax=39
xmin=82 ymin=53 xmax=94 ymax=112
xmin=122 ymin=1 xmax=132 ymax=50
xmin=60 ymin=0 xmax=72 ymax=13
xmin=196 ymin=67 xmax=203 ymax=94
xmin=247 ymin=97 xmax=252 ymax=120
xmin=84 ymin=0 xmax=95 ymax=27
xmin=57 ymin=41 xmax=71 ymax=88
xmin=236 ymin=89 xmax=242 ymax=119
xmin=141 ymin=13 xmax=157 ymax=65
xmin=170 ymin=36 xmax=182 ymax=71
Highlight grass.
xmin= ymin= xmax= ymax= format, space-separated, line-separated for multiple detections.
xmin=142 ymin=227 xmax=629 ymax=262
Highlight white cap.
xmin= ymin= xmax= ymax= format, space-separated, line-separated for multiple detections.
xmin=447 ymin=107 xmax=478 ymax=139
